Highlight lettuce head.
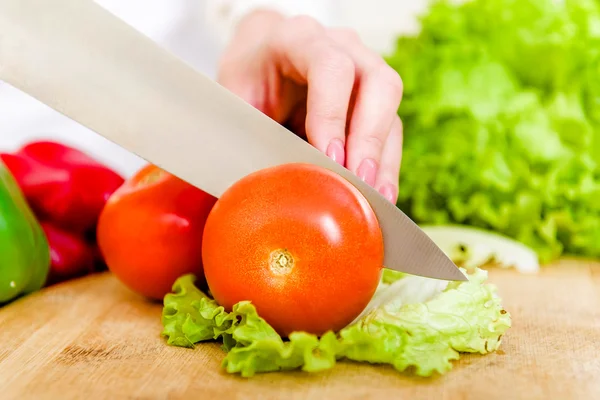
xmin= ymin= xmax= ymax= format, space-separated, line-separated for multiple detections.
xmin=387 ymin=0 xmax=600 ymax=262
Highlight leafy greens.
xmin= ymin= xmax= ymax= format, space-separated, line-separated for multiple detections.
xmin=161 ymin=266 xmax=510 ymax=378
xmin=387 ymin=0 xmax=600 ymax=262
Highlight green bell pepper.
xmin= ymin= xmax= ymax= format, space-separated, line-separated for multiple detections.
xmin=0 ymin=160 xmax=51 ymax=304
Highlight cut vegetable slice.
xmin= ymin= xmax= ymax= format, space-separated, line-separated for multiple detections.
xmin=421 ymin=224 xmax=540 ymax=274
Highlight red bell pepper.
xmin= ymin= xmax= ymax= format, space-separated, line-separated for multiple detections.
xmin=0 ymin=141 xmax=124 ymax=234
xmin=1 ymin=140 xmax=123 ymax=285
xmin=40 ymin=222 xmax=98 ymax=285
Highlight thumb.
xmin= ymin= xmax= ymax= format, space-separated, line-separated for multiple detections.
xmin=217 ymin=70 xmax=267 ymax=114
xmin=218 ymin=61 xmax=305 ymax=126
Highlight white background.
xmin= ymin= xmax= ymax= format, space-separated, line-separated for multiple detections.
xmin=0 ymin=0 xmax=428 ymax=177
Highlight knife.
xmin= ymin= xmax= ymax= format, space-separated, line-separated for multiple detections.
xmin=0 ymin=0 xmax=466 ymax=281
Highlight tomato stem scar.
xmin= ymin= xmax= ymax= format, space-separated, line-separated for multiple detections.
xmin=269 ymin=249 xmax=295 ymax=275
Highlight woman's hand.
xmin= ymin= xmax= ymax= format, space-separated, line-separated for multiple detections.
xmin=217 ymin=10 xmax=404 ymax=203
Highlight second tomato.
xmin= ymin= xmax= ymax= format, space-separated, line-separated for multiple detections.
xmin=97 ymin=164 xmax=217 ymax=300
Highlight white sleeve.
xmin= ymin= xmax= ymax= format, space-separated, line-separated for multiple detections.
xmin=204 ymin=0 xmax=337 ymax=46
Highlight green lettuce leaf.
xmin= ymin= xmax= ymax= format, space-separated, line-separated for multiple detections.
xmin=340 ymin=269 xmax=510 ymax=376
xmin=386 ymin=0 xmax=600 ymax=263
xmin=381 ymin=269 xmax=407 ymax=284
xmin=161 ymin=275 xmax=342 ymax=376
xmin=161 ymin=268 xmax=510 ymax=378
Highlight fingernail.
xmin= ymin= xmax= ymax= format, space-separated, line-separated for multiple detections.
xmin=357 ymin=158 xmax=378 ymax=187
xmin=379 ymin=183 xmax=398 ymax=204
xmin=326 ymin=138 xmax=345 ymax=165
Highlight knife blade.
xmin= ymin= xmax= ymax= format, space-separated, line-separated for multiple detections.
xmin=0 ymin=0 xmax=466 ymax=281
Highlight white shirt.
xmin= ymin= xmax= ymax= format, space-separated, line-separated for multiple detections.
xmin=0 ymin=0 xmax=425 ymax=177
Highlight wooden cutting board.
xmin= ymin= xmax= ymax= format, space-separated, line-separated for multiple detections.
xmin=1 ymin=259 xmax=599 ymax=400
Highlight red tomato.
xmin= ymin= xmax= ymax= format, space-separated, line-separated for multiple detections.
xmin=97 ymin=164 xmax=217 ymax=300
xmin=202 ymin=163 xmax=384 ymax=336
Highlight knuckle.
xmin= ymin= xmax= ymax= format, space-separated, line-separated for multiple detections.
xmin=317 ymin=47 xmax=355 ymax=76
xmin=390 ymin=117 xmax=404 ymax=149
xmin=381 ymin=65 xmax=404 ymax=96
xmin=281 ymin=16 xmax=327 ymax=51
xmin=315 ymin=108 xmax=347 ymax=127
xmin=396 ymin=116 xmax=404 ymax=135
xmin=289 ymin=15 xmax=323 ymax=34
xmin=367 ymin=62 xmax=403 ymax=96
xmin=361 ymin=134 xmax=385 ymax=155
xmin=331 ymin=27 xmax=362 ymax=43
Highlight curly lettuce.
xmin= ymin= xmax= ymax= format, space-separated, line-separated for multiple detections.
xmin=386 ymin=0 xmax=600 ymax=262
xmin=161 ymin=267 xmax=510 ymax=378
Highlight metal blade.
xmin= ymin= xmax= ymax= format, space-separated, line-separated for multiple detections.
xmin=0 ymin=0 xmax=467 ymax=281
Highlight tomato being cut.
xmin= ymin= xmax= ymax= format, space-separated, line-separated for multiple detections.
xmin=97 ymin=164 xmax=217 ymax=300
xmin=202 ymin=163 xmax=384 ymax=337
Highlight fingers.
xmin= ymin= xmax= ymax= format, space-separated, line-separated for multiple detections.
xmin=375 ymin=116 xmax=403 ymax=203
xmin=305 ymin=45 xmax=355 ymax=166
xmin=270 ymin=16 xmax=356 ymax=165
xmin=263 ymin=18 xmax=404 ymax=198
xmin=328 ymin=28 xmax=404 ymax=189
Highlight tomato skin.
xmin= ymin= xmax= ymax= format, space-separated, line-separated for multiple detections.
xmin=202 ymin=163 xmax=383 ymax=337
xmin=97 ymin=164 xmax=217 ymax=300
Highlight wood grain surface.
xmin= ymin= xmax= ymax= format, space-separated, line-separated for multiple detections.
xmin=1 ymin=259 xmax=599 ymax=400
